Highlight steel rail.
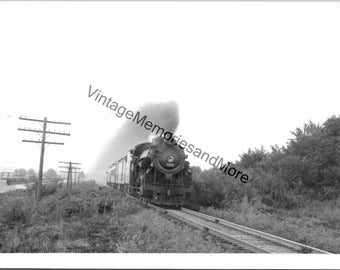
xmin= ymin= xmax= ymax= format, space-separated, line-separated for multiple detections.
xmin=142 ymin=202 xmax=268 ymax=252
xmin=178 ymin=207 xmax=331 ymax=254
xmin=124 ymin=194 xmax=331 ymax=253
xmin=166 ymin=208 xmax=268 ymax=253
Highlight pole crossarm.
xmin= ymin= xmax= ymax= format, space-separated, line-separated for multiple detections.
xmin=22 ymin=140 xmax=64 ymax=145
xmin=59 ymin=161 xmax=81 ymax=165
xmin=18 ymin=128 xmax=70 ymax=136
xmin=19 ymin=116 xmax=71 ymax=125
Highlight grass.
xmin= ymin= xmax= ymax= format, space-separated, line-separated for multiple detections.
xmin=199 ymin=196 xmax=340 ymax=253
xmin=0 ymin=181 xmax=239 ymax=253
xmin=116 ymin=209 xmax=243 ymax=252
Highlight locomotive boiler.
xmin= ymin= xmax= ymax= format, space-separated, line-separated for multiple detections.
xmin=106 ymin=136 xmax=193 ymax=206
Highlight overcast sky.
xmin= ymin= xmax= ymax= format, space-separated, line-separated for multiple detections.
xmin=0 ymin=2 xmax=339 ymax=175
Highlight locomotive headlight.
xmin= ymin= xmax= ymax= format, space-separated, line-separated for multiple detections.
xmin=167 ymin=155 xmax=175 ymax=163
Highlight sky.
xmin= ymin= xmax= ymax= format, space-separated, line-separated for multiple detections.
xmin=0 ymin=2 xmax=340 ymax=176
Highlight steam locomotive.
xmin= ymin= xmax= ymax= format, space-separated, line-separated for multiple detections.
xmin=106 ymin=136 xmax=193 ymax=206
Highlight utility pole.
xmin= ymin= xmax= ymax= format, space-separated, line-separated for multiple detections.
xmin=73 ymin=171 xmax=79 ymax=186
xmin=58 ymin=161 xmax=81 ymax=190
xmin=18 ymin=116 xmax=70 ymax=201
xmin=38 ymin=117 xmax=47 ymax=198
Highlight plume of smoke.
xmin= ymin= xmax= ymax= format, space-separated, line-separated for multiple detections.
xmin=89 ymin=101 xmax=179 ymax=183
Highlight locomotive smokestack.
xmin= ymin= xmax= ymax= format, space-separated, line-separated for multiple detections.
xmin=89 ymin=101 xmax=179 ymax=183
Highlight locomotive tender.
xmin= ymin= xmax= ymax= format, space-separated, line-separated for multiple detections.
xmin=106 ymin=136 xmax=193 ymax=206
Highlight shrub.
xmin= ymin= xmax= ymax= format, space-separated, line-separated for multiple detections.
xmin=41 ymin=183 xmax=59 ymax=197
xmin=0 ymin=196 xmax=33 ymax=228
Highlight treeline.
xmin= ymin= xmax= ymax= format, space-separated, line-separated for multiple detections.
xmin=188 ymin=115 xmax=340 ymax=210
xmin=4 ymin=168 xmax=86 ymax=181
xmin=14 ymin=168 xmax=58 ymax=180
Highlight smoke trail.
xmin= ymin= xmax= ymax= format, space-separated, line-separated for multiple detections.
xmin=89 ymin=101 xmax=179 ymax=183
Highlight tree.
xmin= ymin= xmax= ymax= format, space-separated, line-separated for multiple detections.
xmin=27 ymin=168 xmax=37 ymax=180
xmin=239 ymin=147 xmax=267 ymax=169
xmin=27 ymin=168 xmax=36 ymax=177
xmin=79 ymin=171 xmax=86 ymax=181
xmin=44 ymin=168 xmax=57 ymax=180
xmin=190 ymin=166 xmax=202 ymax=181
xmin=286 ymin=117 xmax=340 ymax=189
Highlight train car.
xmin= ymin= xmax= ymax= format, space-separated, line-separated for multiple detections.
xmin=106 ymin=136 xmax=192 ymax=206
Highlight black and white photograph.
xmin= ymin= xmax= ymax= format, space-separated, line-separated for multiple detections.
xmin=0 ymin=1 xmax=339 ymax=269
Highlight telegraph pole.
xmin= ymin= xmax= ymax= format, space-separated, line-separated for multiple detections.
xmin=19 ymin=116 xmax=71 ymax=201
xmin=37 ymin=117 xmax=47 ymax=199
xmin=58 ymin=161 xmax=81 ymax=190
xmin=73 ymin=171 xmax=79 ymax=185
xmin=67 ymin=162 xmax=72 ymax=189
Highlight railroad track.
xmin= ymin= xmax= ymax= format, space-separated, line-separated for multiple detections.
xmin=144 ymin=203 xmax=331 ymax=254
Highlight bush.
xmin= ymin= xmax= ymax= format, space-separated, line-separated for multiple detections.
xmin=41 ymin=183 xmax=59 ymax=197
xmin=0 ymin=196 xmax=33 ymax=228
